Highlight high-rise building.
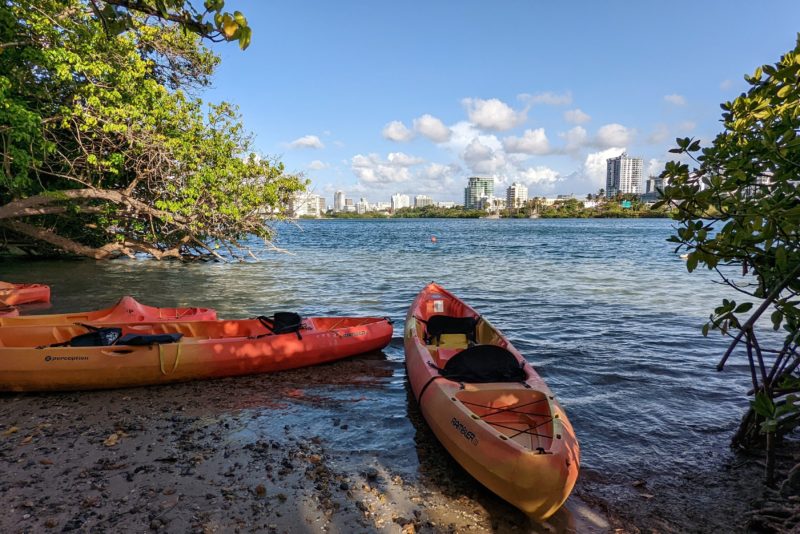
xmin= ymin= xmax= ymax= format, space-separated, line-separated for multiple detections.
xmin=356 ymin=197 xmax=369 ymax=214
xmin=289 ymin=192 xmax=322 ymax=218
xmin=464 ymin=177 xmax=494 ymax=209
xmin=391 ymin=193 xmax=411 ymax=210
xmin=414 ymin=195 xmax=433 ymax=208
xmin=506 ymin=182 xmax=528 ymax=209
xmin=606 ymin=153 xmax=642 ymax=197
xmin=334 ymin=190 xmax=345 ymax=212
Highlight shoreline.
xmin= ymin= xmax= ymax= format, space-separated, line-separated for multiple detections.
xmin=1 ymin=357 xmax=793 ymax=533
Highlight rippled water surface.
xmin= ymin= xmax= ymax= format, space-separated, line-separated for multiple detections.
xmin=1 ymin=219 xmax=754 ymax=480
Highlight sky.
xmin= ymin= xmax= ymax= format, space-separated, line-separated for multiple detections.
xmin=204 ymin=1 xmax=800 ymax=204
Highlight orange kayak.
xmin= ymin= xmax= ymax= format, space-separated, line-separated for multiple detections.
xmin=0 ymin=306 xmax=18 ymax=318
xmin=0 ymin=315 xmax=393 ymax=391
xmin=404 ymin=283 xmax=579 ymax=520
xmin=0 ymin=282 xmax=50 ymax=305
xmin=0 ymin=296 xmax=216 ymax=326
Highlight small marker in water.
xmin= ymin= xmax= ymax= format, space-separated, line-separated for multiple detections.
xmin=431 ymin=236 xmax=437 ymax=243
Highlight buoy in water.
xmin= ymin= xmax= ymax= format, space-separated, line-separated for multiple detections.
xmin=431 ymin=236 xmax=437 ymax=243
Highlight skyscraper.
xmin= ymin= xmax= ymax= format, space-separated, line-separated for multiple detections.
xmin=506 ymin=182 xmax=528 ymax=209
xmin=414 ymin=195 xmax=433 ymax=208
xmin=464 ymin=177 xmax=494 ymax=209
xmin=391 ymin=193 xmax=410 ymax=210
xmin=606 ymin=153 xmax=642 ymax=197
xmin=334 ymin=190 xmax=345 ymax=212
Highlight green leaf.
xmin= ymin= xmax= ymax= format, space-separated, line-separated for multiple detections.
xmin=752 ymin=391 xmax=776 ymax=419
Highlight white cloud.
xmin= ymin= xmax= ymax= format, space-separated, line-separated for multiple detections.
xmin=596 ymin=123 xmax=634 ymax=147
xmin=564 ymin=108 xmax=591 ymax=124
xmin=289 ymin=135 xmax=325 ymax=149
xmin=519 ymin=166 xmax=560 ymax=185
xmin=307 ymin=160 xmax=329 ymax=170
xmin=664 ymin=94 xmax=687 ymax=106
xmin=502 ymin=128 xmax=551 ymax=155
xmin=382 ymin=121 xmax=414 ymax=142
xmin=462 ymin=97 xmax=527 ymax=131
xmin=351 ymin=152 xmax=424 ymax=184
xmin=720 ymin=79 xmax=733 ymax=90
xmin=583 ymin=147 xmax=626 ymax=187
xmin=677 ymin=121 xmax=696 ymax=132
xmin=561 ymin=126 xmax=588 ymax=151
xmin=519 ymin=91 xmax=573 ymax=106
xmin=462 ymin=138 xmax=506 ymax=173
xmin=647 ymin=158 xmax=663 ymax=177
xmin=413 ymin=114 xmax=451 ymax=142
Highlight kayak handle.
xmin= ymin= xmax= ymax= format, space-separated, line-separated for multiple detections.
xmin=101 ymin=349 xmax=134 ymax=355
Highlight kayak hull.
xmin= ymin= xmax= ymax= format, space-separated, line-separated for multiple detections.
xmin=404 ymin=283 xmax=579 ymax=520
xmin=0 ymin=316 xmax=392 ymax=391
xmin=0 ymin=282 xmax=50 ymax=306
xmin=0 ymin=296 xmax=215 ymax=326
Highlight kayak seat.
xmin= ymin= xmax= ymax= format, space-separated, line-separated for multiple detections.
xmin=425 ymin=315 xmax=477 ymax=345
xmin=59 ymin=329 xmax=183 ymax=347
xmin=437 ymin=333 xmax=469 ymax=349
xmin=440 ymin=344 xmax=527 ymax=383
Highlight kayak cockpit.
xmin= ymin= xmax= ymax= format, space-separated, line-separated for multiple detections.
xmin=456 ymin=388 xmax=555 ymax=452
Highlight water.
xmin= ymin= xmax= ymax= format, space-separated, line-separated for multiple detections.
xmin=0 ymin=218 xmax=755 ymax=490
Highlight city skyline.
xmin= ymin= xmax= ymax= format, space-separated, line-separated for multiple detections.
xmin=205 ymin=2 xmax=800 ymax=203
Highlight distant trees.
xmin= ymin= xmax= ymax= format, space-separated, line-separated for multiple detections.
xmin=0 ymin=1 xmax=304 ymax=260
xmin=659 ymin=36 xmax=800 ymax=484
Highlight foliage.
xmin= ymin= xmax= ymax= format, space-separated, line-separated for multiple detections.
xmin=659 ymin=36 xmax=800 ymax=474
xmin=392 ymin=206 xmax=485 ymax=219
xmin=0 ymin=0 xmax=304 ymax=260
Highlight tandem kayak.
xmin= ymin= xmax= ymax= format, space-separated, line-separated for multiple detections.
xmin=0 ymin=296 xmax=216 ymax=326
xmin=404 ymin=283 xmax=579 ymax=520
xmin=0 ymin=315 xmax=393 ymax=391
xmin=0 ymin=281 xmax=50 ymax=306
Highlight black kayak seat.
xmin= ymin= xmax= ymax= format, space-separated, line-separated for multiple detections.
xmin=425 ymin=315 xmax=478 ymax=343
xmin=440 ymin=344 xmax=527 ymax=383
xmin=66 ymin=327 xmax=122 ymax=347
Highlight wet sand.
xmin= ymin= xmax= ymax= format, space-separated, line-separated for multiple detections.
xmin=0 ymin=354 xmax=793 ymax=533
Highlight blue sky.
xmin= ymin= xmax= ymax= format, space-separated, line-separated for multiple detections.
xmin=205 ymin=1 xmax=800 ymax=203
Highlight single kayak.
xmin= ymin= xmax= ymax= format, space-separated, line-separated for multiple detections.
xmin=0 ymin=296 xmax=216 ymax=326
xmin=0 ymin=314 xmax=393 ymax=391
xmin=0 ymin=281 xmax=50 ymax=306
xmin=404 ymin=283 xmax=579 ymax=520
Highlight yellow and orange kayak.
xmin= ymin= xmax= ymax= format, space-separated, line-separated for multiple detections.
xmin=0 ymin=296 xmax=215 ymax=326
xmin=404 ymin=283 xmax=579 ymax=520
xmin=0 ymin=315 xmax=392 ymax=391
xmin=0 ymin=281 xmax=50 ymax=306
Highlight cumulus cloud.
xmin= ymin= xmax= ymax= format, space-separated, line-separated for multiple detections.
xmin=595 ymin=123 xmax=634 ymax=147
xmin=677 ymin=121 xmax=696 ymax=132
xmin=502 ymin=128 xmax=551 ymax=155
xmin=561 ymin=126 xmax=588 ymax=152
xmin=382 ymin=121 xmax=414 ymax=142
xmin=351 ymin=152 xmax=424 ymax=184
xmin=647 ymin=158 xmax=663 ymax=177
xmin=462 ymin=97 xmax=527 ymax=131
xmin=583 ymin=147 xmax=626 ymax=187
xmin=564 ymin=108 xmax=591 ymax=124
xmin=413 ymin=114 xmax=451 ymax=142
xmin=519 ymin=166 xmax=560 ymax=185
xmin=289 ymin=135 xmax=325 ymax=149
xmin=307 ymin=160 xmax=329 ymax=170
xmin=462 ymin=138 xmax=506 ymax=174
xmin=664 ymin=94 xmax=687 ymax=106
xmin=518 ymin=91 xmax=573 ymax=106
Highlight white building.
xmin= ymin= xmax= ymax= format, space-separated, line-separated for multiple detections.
xmin=414 ymin=195 xmax=433 ymax=208
xmin=334 ymin=190 xmax=346 ymax=212
xmin=437 ymin=201 xmax=456 ymax=208
xmin=289 ymin=192 xmax=323 ymax=218
xmin=391 ymin=193 xmax=411 ymax=211
xmin=606 ymin=153 xmax=643 ymax=197
xmin=373 ymin=202 xmax=391 ymax=212
xmin=506 ymin=182 xmax=528 ymax=209
xmin=356 ymin=197 xmax=369 ymax=214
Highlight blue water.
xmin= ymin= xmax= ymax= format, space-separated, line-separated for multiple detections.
xmin=0 ymin=218 xmax=754 ymax=481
